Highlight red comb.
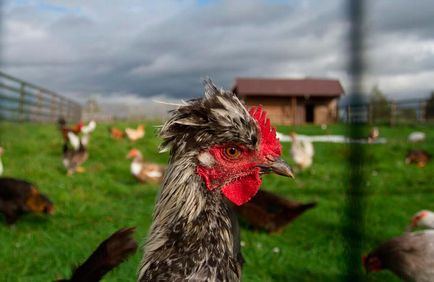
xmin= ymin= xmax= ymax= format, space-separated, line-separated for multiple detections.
xmin=249 ymin=105 xmax=281 ymax=156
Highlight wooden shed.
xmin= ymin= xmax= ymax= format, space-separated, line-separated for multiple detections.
xmin=232 ymin=78 xmax=344 ymax=125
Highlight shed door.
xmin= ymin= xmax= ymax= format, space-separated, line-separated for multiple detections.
xmin=306 ymin=104 xmax=315 ymax=123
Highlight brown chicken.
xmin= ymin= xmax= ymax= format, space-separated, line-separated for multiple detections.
xmin=363 ymin=230 xmax=434 ymax=282
xmin=234 ymin=189 xmax=316 ymax=233
xmin=127 ymin=148 xmax=165 ymax=184
xmin=109 ymin=127 xmax=125 ymax=139
xmin=56 ymin=227 xmax=138 ymax=282
xmin=405 ymin=149 xmax=431 ymax=167
xmin=0 ymin=177 xmax=54 ymax=225
xmin=125 ymin=124 xmax=145 ymax=142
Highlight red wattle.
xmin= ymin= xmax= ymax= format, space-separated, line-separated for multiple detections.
xmin=221 ymin=173 xmax=261 ymax=206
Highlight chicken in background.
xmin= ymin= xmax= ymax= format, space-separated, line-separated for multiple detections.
xmin=138 ymin=81 xmax=294 ymax=281
xmin=63 ymin=132 xmax=89 ymax=175
xmin=109 ymin=127 xmax=125 ymax=140
xmin=0 ymin=147 xmax=4 ymax=176
xmin=127 ymin=148 xmax=165 ymax=184
xmin=408 ymin=131 xmax=426 ymax=143
xmin=368 ymin=127 xmax=379 ymax=143
xmin=363 ymin=230 xmax=434 ymax=281
xmin=81 ymin=120 xmax=97 ymax=135
xmin=56 ymin=227 xmax=138 ymax=282
xmin=405 ymin=149 xmax=431 ymax=167
xmin=0 ymin=177 xmax=54 ymax=225
xmin=58 ymin=118 xmax=83 ymax=141
xmin=234 ymin=189 xmax=316 ymax=233
xmin=408 ymin=210 xmax=434 ymax=231
xmin=290 ymin=132 xmax=314 ymax=171
xmin=125 ymin=124 xmax=145 ymax=142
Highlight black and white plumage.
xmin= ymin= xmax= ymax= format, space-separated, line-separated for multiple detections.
xmin=137 ymin=81 xmax=293 ymax=281
xmin=364 ymin=230 xmax=434 ymax=282
xmin=63 ymin=132 xmax=89 ymax=175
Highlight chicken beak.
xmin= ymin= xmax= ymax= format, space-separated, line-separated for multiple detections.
xmin=259 ymin=157 xmax=294 ymax=178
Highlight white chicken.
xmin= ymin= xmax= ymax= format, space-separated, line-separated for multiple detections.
xmin=290 ymin=132 xmax=314 ymax=170
xmin=81 ymin=120 xmax=97 ymax=134
xmin=408 ymin=131 xmax=426 ymax=143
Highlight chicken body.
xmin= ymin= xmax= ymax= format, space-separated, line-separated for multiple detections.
xmin=138 ymin=81 xmax=293 ymax=281
xmin=410 ymin=210 xmax=434 ymax=230
xmin=234 ymin=189 xmax=316 ymax=233
xmin=110 ymin=127 xmax=125 ymax=139
xmin=63 ymin=132 xmax=89 ymax=175
xmin=125 ymin=125 xmax=145 ymax=142
xmin=368 ymin=127 xmax=379 ymax=143
xmin=290 ymin=133 xmax=314 ymax=170
xmin=405 ymin=149 xmax=431 ymax=167
xmin=0 ymin=177 xmax=53 ymax=224
xmin=0 ymin=147 xmax=4 ymax=176
xmin=127 ymin=149 xmax=165 ymax=184
xmin=364 ymin=230 xmax=434 ymax=282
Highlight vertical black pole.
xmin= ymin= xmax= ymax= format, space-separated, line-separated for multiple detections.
xmin=342 ymin=0 xmax=366 ymax=281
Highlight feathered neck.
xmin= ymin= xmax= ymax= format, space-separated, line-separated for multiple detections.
xmin=138 ymin=153 xmax=239 ymax=279
xmin=144 ymin=152 xmax=232 ymax=237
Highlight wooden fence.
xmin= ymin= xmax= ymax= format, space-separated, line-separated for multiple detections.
xmin=0 ymin=71 xmax=81 ymax=122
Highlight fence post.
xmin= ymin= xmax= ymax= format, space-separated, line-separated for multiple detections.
xmin=390 ymin=101 xmax=396 ymax=126
xmin=346 ymin=106 xmax=351 ymax=123
xmin=367 ymin=104 xmax=372 ymax=124
xmin=19 ymin=83 xmax=26 ymax=122
xmin=420 ymin=100 xmax=426 ymax=123
xmin=50 ymin=95 xmax=57 ymax=122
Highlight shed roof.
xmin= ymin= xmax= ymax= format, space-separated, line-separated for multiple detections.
xmin=232 ymin=78 xmax=344 ymax=97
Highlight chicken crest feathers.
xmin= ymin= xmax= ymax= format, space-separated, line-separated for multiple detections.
xmin=249 ymin=105 xmax=281 ymax=157
xmin=159 ymin=79 xmax=258 ymax=158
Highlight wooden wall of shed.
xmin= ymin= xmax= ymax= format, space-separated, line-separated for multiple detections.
xmin=242 ymin=96 xmax=339 ymax=125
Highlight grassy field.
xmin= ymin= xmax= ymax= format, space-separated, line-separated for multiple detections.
xmin=0 ymin=121 xmax=433 ymax=281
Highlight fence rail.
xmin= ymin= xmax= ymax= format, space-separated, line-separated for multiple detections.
xmin=0 ymin=71 xmax=81 ymax=122
xmin=339 ymin=97 xmax=434 ymax=124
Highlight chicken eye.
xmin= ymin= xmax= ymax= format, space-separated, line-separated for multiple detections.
xmin=224 ymin=146 xmax=241 ymax=159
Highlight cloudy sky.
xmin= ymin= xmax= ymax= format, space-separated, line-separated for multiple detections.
xmin=1 ymin=0 xmax=434 ymax=111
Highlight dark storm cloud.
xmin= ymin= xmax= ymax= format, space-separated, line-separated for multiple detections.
xmin=2 ymin=0 xmax=434 ymax=105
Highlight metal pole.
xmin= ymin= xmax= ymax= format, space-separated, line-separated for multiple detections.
xmin=342 ymin=0 xmax=367 ymax=281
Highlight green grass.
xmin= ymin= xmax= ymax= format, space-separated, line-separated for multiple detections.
xmin=0 ymin=121 xmax=433 ymax=281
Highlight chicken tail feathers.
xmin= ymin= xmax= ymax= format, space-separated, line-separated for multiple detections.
xmin=63 ymin=227 xmax=138 ymax=282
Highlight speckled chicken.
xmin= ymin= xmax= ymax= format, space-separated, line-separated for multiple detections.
xmin=363 ymin=230 xmax=434 ymax=282
xmin=57 ymin=227 xmax=137 ymax=282
xmin=234 ymin=189 xmax=316 ymax=233
xmin=0 ymin=177 xmax=53 ymax=225
xmin=137 ymin=81 xmax=293 ymax=281
xmin=127 ymin=148 xmax=165 ymax=184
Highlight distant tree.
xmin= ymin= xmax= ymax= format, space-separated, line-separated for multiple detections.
xmin=369 ymin=85 xmax=391 ymax=123
xmin=426 ymin=91 xmax=434 ymax=120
